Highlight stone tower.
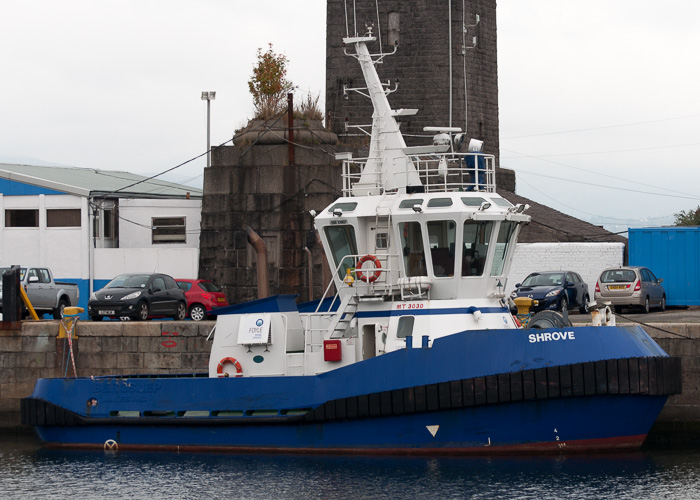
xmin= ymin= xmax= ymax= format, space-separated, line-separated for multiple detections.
xmin=199 ymin=121 xmax=341 ymax=305
xmin=325 ymin=0 xmax=499 ymax=162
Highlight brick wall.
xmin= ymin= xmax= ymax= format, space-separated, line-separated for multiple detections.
xmin=507 ymin=242 xmax=626 ymax=294
xmin=326 ymin=0 xmax=500 ymax=159
xmin=199 ymin=138 xmax=342 ymax=305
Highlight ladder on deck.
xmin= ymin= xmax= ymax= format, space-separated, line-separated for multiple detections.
xmin=327 ymin=294 xmax=359 ymax=338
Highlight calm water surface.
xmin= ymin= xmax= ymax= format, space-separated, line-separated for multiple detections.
xmin=2 ymin=434 xmax=700 ymax=499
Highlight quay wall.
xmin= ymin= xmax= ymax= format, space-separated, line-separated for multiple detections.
xmin=1 ymin=320 xmax=699 ymax=441
xmin=0 ymin=320 xmax=214 ymax=428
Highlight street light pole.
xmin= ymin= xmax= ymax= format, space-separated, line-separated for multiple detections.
xmin=201 ymin=91 xmax=216 ymax=168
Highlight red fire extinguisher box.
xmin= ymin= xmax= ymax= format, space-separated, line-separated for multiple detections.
xmin=323 ymin=339 xmax=342 ymax=362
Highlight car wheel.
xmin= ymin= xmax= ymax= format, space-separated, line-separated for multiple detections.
xmin=578 ymin=294 xmax=590 ymax=314
xmin=661 ymin=296 xmax=667 ymax=312
xmin=189 ymin=304 xmax=207 ymax=321
xmin=90 ymin=315 xmax=103 ymax=322
xmin=527 ymin=310 xmax=573 ymax=329
xmin=53 ymin=298 xmax=70 ymax=320
xmin=174 ymin=301 xmax=187 ymax=321
xmin=642 ymin=297 xmax=650 ymax=314
xmin=559 ymin=296 xmax=568 ymax=312
xmin=137 ymin=302 xmax=149 ymax=321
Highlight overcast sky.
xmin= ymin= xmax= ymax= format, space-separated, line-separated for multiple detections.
xmin=2 ymin=1 xmax=699 ymax=232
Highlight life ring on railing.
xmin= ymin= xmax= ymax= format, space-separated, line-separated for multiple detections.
xmin=217 ymin=357 xmax=243 ymax=378
xmin=356 ymin=254 xmax=382 ymax=283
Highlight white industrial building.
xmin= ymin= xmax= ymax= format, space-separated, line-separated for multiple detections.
xmin=0 ymin=163 xmax=202 ymax=317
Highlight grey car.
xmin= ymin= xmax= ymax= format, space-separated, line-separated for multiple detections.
xmin=594 ymin=266 xmax=666 ymax=314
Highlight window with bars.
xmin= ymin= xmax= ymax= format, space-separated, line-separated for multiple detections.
xmin=152 ymin=217 xmax=186 ymax=244
xmin=5 ymin=209 xmax=39 ymax=227
xmin=47 ymin=209 xmax=81 ymax=227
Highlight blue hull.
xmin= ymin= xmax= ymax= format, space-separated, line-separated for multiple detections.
xmin=33 ymin=396 xmax=666 ymax=453
xmin=23 ymin=326 xmax=681 ymax=453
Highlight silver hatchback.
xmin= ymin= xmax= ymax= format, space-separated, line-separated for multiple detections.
xmin=594 ymin=266 xmax=666 ymax=314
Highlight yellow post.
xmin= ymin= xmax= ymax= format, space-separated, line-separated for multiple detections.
xmin=58 ymin=307 xmax=84 ymax=339
xmin=513 ymin=297 xmax=539 ymax=328
xmin=513 ymin=297 xmax=535 ymax=316
xmin=18 ymin=286 xmax=40 ymax=320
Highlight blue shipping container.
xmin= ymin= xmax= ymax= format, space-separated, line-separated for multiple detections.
xmin=628 ymin=227 xmax=700 ymax=306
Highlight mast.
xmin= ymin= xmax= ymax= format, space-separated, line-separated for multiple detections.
xmin=344 ymin=36 xmax=422 ymax=195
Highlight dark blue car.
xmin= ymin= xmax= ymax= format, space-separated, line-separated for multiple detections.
xmin=511 ymin=271 xmax=590 ymax=314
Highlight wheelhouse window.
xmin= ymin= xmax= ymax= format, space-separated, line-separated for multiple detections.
xmin=490 ymin=221 xmax=517 ymax=276
xmin=399 ymin=199 xmax=423 ymax=209
xmin=427 ymin=198 xmax=453 ymax=208
xmin=47 ymin=209 xmax=81 ymax=227
xmin=152 ymin=217 xmax=186 ymax=244
xmin=400 ymin=221 xmax=427 ymax=277
xmin=427 ymin=220 xmax=456 ymax=277
xmin=491 ymin=198 xmax=513 ymax=208
xmin=328 ymin=202 xmax=358 ymax=213
xmin=5 ymin=209 xmax=38 ymax=227
xmin=462 ymin=221 xmax=493 ymax=277
xmin=325 ymin=225 xmax=358 ymax=278
xmin=460 ymin=197 xmax=487 ymax=207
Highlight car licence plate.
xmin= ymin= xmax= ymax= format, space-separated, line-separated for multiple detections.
xmin=99 ymin=310 xmax=115 ymax=315
xmin=608 ymin=285 xmax=626 ymax=290
xmin=217 ymin=298 xmax=226 ymax=302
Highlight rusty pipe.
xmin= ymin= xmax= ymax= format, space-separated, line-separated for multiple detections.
xmin=287 ymin=92 xmax=295 ymax=166
xmin=247 ymin=227 xmax=269 ymax=299
xmin=304 ymin=246 xmax=313 ymax=301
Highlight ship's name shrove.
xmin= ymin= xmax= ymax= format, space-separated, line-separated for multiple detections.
xmin=528 ymin=331 xmax=576 ymax=343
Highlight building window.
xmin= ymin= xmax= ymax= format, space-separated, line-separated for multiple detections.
xmin=5 ymin=209 xmax=39 ymax=227
xmin=103 ymin=209 xmax=114 ymax=238
xmin=152 ymin=217 xmax=186 ymax=244
xmin=47 ymin=209 xmax=81 ymax=227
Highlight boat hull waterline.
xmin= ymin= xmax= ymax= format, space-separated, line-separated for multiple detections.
xmin=23 ymin=326 xmax=681 ymax=454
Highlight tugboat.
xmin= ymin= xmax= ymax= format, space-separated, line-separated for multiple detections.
xmin=22 ymin=32 xmax=680 ymax=454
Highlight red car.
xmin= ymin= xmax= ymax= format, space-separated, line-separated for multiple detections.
xmin=175 ymin=279 xmax=229 ymax=321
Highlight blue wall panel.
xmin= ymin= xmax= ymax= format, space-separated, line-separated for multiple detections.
xmin=629 ymin=227 xmax=700 ymax=306
xmin=0 ymin=178 xmax=67 ymax=195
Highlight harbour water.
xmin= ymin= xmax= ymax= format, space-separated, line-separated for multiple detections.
xmin=3 ymin=434 xmax=700 ymax=499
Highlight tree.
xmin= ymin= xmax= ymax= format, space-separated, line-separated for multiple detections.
xmin=673 ymin=206 xmax=700 ymax=226
xmin=248 ymin=44 xmax=294 ymax=120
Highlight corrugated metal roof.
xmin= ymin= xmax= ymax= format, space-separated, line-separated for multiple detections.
xmin=0 ymin=163 xmax=203 ymax=199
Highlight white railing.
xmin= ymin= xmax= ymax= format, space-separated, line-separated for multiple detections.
xmin=341 ymin=152 xmax=496 ymax=196
xmin=302 ymin=253 xmax=403 ymax=347
xmin=313 ymin=252 xmax=402 ymax=313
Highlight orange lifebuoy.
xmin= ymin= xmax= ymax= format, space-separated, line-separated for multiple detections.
xmin=356 ymin=254 xmax=382 ymax=283
xmin=217 ymin=357 xmax=243 ymax=378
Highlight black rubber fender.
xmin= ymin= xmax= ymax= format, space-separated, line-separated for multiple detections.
xmin=527 ymin=310 xmax=573 ymax=329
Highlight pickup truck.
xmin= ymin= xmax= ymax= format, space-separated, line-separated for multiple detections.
xmin=0 ymin=266 xmax=80 ymax=319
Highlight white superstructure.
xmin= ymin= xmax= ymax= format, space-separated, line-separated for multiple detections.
xmin=210 ymin=34 xmax=531 ymax=379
